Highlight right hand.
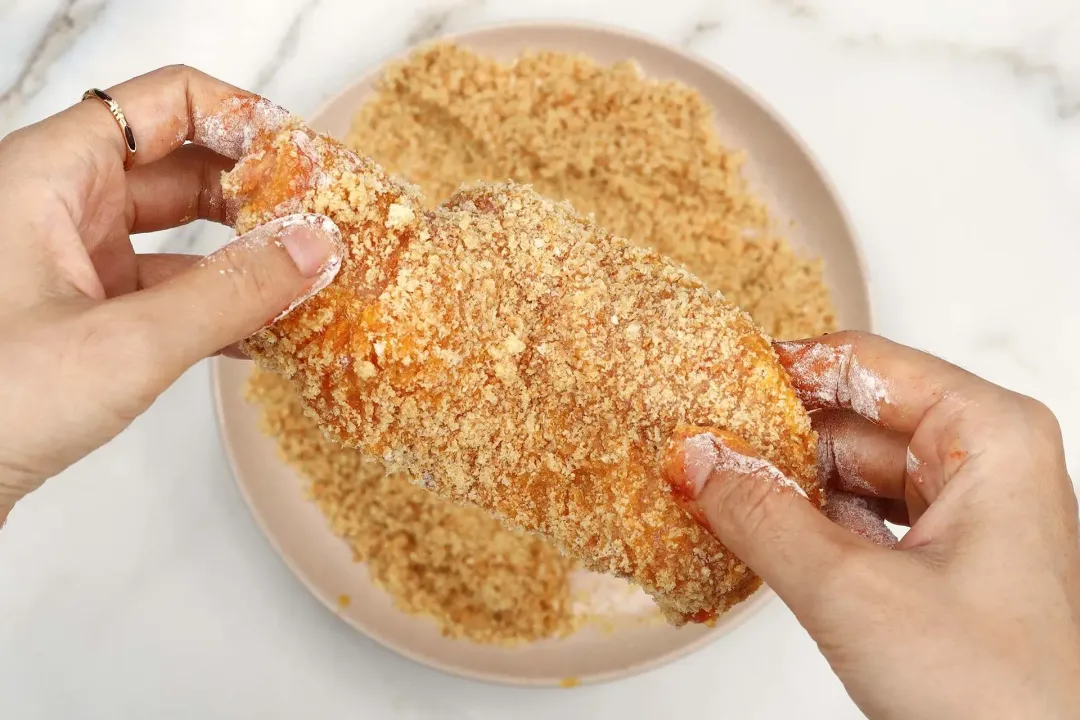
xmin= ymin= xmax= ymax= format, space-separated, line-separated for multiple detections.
xmin=666 ymin=331 xmax=1080 ymax=719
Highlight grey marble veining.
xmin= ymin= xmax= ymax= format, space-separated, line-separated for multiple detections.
xmin=251 ymin=0 xmax=325 ymax=93
xmin=0 ymin=0 xmax=107 ymax=123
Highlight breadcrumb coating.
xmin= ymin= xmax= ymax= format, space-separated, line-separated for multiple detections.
xmin=224 ymin=112 xmax=822 ymax=624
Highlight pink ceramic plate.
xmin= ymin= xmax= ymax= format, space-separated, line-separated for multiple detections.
xmin=211 ymin=21 xmax=871 ymax=687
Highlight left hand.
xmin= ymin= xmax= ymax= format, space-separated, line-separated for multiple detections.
xmin=0 ymin=65 xmax=342 ymax=524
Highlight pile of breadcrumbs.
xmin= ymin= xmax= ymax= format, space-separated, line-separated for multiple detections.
xmin=246 ymin=43 xmax=837 ymax=645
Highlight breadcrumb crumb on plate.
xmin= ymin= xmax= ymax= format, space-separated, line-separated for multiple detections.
xmin=211 ymin=21 xmax=870 ymax=686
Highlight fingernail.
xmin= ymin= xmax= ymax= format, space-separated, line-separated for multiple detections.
xmin=678 ymin=433 xmax=729 ymax=499
xmin=277 ymin=213 xmax=343 ymax=278
xmin=661 ymin=430 xmax=717 ymax=530
xmin=256 ymin=214 xmax=344 ymax=325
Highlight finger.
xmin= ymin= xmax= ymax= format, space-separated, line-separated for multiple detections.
xmin=27 ymin=65 xmax=289 ymax=175
xmin=134 ymin=253 xmax=200 ymax=289
xmin=105 ymin=66 xmax=287 ymax=163
xmin=778 ymin=334 xmax=1062 ymax=529
xmin=814 ymin=409 xmax=908 ymax=499
xmin=125 ymin=145 xmax=234 ymax=232
xmin=134 ymin=252 xmax=246 ymax=358
xmin=103 ymin=214 xmax=342 ymax=389
xmin=91 ymin=232 xmax=137 ymax=298
xmin=662 ymin=427 xmax=863 ymax=612
xmin=821 ymin=490 xmax=898 ymax=547
xmin=775 ymin=332 xmax=996 ymax=435
xmin=87 ymin=141 xmax=233 ymax=296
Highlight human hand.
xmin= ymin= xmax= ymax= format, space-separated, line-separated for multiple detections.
xmin=0 ymin=66 xmax=343 ymax=524
xmin=664 ymin=331 xmax=1080 ymax=719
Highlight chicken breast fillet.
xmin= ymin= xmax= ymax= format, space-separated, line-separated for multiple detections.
xmin=223 ymin=107 xmax=822 ymax=624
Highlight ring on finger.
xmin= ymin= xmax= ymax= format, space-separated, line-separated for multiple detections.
xmin=81 ymin=88 xmax=138 ymax=170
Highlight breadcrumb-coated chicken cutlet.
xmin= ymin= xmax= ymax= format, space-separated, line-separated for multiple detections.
xmin=220 ymin=98 xmax=823 ymax=625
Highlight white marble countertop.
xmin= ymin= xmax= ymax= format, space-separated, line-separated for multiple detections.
xmin=2 ymin=0 xmax=1078 ymax=718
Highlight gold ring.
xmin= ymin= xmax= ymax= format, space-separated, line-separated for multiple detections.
xmin=82 ymin=88 xmax=137 ymax=170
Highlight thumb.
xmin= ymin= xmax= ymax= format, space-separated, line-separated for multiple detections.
xmin=663 ymin=428 xmax=856 ymax=612
xmin=117 ymin=213 xmax=343 ymax=380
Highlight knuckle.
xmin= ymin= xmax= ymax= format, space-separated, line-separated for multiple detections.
xmin=1016 ymin=395 xmax=1060 ymax=435
xmin=0 ymin=128 xmax=21 ymax=155
xmin=988 ymin=392 xmax=1063 ymax=442
xmin=156 ymin=63 xmax=194 ymax=81
xmin=831 ymin=329 xmax=867 ymax=346
xmin=151 ymin=65 xmax=199 ymax=107
xmin=0 ymin=126 xmax=36 ymax=164
xmin=828 ymin=330 xmax=876 ymax=354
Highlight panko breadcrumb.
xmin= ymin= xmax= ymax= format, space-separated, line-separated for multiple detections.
xmin=347 ymin=44 xmax=833 ymax=340
xmin=244 ymin=43 xmax=837 ymax=643
xmin=246 ymin=370 xmax=577 ymax=644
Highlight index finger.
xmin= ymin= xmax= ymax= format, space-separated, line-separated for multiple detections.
xmin=29 ymin=65 xmax=290 ymax=169
xmin=774 ymin=331 xmax=996 ymax=435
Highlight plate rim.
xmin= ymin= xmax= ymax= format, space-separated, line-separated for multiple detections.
xmin=211 ymin=359 xmax=777 ymax=686
xmin=211 ymin=18 xmax=874 ymax=688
